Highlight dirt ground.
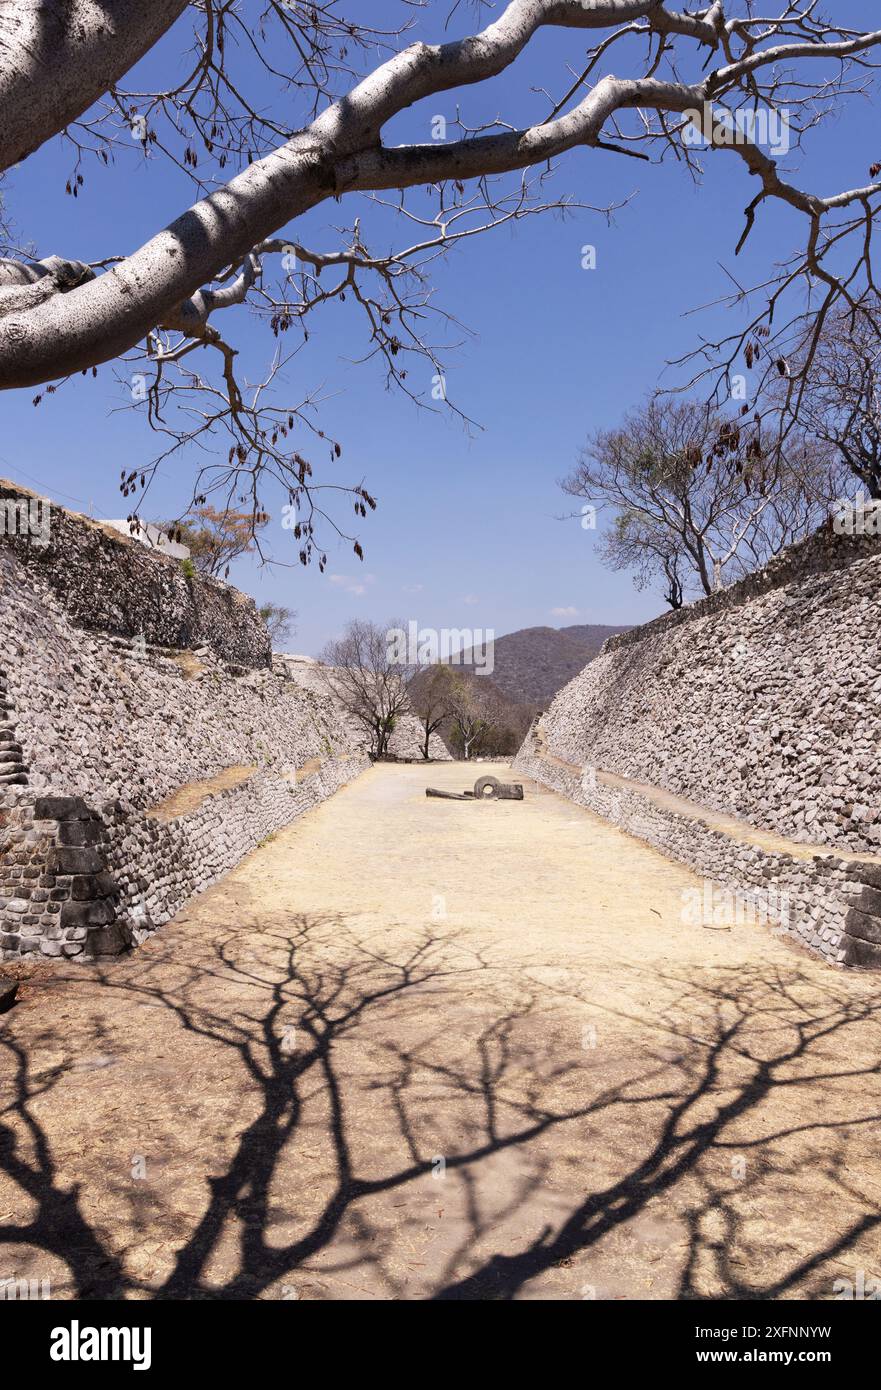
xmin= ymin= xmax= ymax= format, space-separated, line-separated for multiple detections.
xmin=1 ymin=760 xmax=880 ymax=1301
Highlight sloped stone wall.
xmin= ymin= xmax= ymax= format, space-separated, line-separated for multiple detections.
xmin=0 ymin=498 xmax=381 ymax=959
xmin=515 ymin=721 xmax=881 ymax=967
xmin=531 ymin=528 xmax=881 ymax=857
xmin=0 ymin=485 xmax=455 ymax=960
xmin=515 ymin=526 xmax=881 ymax=967
xmin=0 ymin=551 xmax=361 ymax=811
xmin=0 ymin=478 xmax=271 ymax=667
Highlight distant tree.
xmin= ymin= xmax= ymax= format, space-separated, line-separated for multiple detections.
xmin=448 ymin=691 xmax=488 ymax=761
xmin=320 ymin=619 xmax=412 ymax=760
xmin=446 ymin=673 xmax=512 ymax=761
xmin=259 ymin=602 xmax=297 ymax=648
xmin=162 ymin=504 xmax=268 ymax=578
xmin=408 ymin=664 xmax=455 ymax=760
xmin=563 ymin=398 xmax=837 ymax=605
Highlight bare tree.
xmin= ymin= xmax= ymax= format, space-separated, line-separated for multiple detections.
xmin=445 ymin=672 xmax=515 ymax=761
xmin=259 ymin=602 xmax=297 ymax=649
xmin=407 ymin=663 xmax=456 ymax=761
xmin=1 ymin=3 xmax=880 ymax=556
xmin=781 ymin=304 xmax=881 ymax=500
xmin=563 ymin=397 xmax=838 ymax=603
xmin=319 ymin=618 xmax=412 ymax=760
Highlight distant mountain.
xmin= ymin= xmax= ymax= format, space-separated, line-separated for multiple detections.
xmin=456 ymin=623 xmax=631 ymax=708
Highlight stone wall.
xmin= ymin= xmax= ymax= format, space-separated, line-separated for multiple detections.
xmin=0 ymin=494 xmax=444 ymax=961
xmin=0 ymin=792 xmax=125 ymax=961
xmin=0 ymin=479 xmax=271 ymax=667
xmin=533 ymin=529 xmax=881 ymax=856
xmin=515 ymin=723 xmax=881 ymax=967
xmin=515 ymin=526 xmax=881 ymax=968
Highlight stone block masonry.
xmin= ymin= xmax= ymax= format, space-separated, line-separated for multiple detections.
xmin=0 ymin=791 xmax=122 ymax=959
xmin=0 ymin=478 xmax=271 ymax=667
xmin=0 ymin=491 xmax=420 ymax=960
xmin=844 ymin=866 xmax=881 ymax=966
xmin=515 ymin=723 xmax=881 ymax=967
xmin=0 ymin=663 xmax=27 ymax=787
xmin=514 ymin=524 xmax=881 ymax=968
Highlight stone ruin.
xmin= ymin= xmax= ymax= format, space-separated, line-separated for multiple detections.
xmin=5 ymin=477 xmax=880 ymax=970
xmin=0 ymin=482 xmax=445 ymax=961
xmin=515 ymin=524 xmax=881 ymax=967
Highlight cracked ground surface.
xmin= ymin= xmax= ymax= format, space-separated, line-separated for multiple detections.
xmin=1 ymin=760 xmax=880 ymax=1300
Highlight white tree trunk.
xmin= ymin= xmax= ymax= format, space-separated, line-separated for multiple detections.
xmin=0 ymin=1 xmax=878 ymax=391
xmin=0 ymin=1 xmax=188 ymax=173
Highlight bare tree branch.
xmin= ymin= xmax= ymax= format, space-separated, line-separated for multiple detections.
xmin=3 ymin=0 xmax=881 ymax=558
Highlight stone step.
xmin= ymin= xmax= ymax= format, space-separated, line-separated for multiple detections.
xmin=0 ymin=773 xmax=27 ymax=785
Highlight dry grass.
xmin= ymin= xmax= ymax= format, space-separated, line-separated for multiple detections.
xmin=146 ymin=765 xmax=256 ymax=822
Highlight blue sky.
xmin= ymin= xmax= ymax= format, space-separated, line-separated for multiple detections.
xmin=2 ymin=1 xmax=879 ymax=654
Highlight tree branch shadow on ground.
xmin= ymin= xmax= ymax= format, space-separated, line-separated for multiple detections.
xmin=2 ymin=916 xmax=881 ymax=1300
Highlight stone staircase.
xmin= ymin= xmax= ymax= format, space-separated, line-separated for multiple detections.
xmin=0 ymin=667 xmax=27 ymax=786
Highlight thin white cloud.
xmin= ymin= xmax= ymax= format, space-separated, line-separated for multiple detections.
xmin=462 ymin=594 xmax=480 ymax=606
xmin=403 ymin=583 xmax=424 ymax=594
xmin=551 ymin=606 xmax=579 ymax=618
xmin=329 ymin=573 xmax=375 ymax=597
